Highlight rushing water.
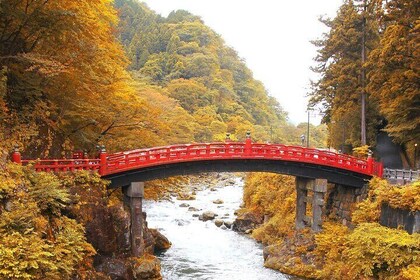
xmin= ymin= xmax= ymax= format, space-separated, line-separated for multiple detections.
xmin=143 ymin=177 xmax=299 ymax=280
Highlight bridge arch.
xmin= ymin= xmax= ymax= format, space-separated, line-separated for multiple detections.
xmin=104 ymin=158 xmax=371 ymax=188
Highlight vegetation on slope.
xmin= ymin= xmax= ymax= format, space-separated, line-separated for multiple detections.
xmin=243 ymin=172 xmax=420 ymax=279
xmin=0 ymin=163 xmax=100 ymax=279
xmin=310 ymin=0 xmax=419 ymax=162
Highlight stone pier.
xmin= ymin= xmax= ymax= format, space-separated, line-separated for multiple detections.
xmin=123 ymin=182 xmax=145 ymax=257
xmin=295 ymin=177 xmax=327 ymax=232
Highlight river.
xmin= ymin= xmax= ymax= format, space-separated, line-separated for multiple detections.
xmin=143 ymin=176 xmax=300 ymax=280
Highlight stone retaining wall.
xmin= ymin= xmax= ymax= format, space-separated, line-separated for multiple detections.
xmin=380 ymin=203 xmax=420 ymax=234
xmin=325 ymin=184 xmax=368 ymax=226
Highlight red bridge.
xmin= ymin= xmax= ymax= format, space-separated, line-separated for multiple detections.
xmin=12 ymin=138 xmax=383 ymax=188
xmin=11 ymin=137 xmax=385 ymax=253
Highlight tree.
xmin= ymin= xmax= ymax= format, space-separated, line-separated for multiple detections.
xmin=367 ymin=0 xmax=420 ymax=144
xmin=309 ymin=0 xmax=381 ymax=149
xmin=0 ymin=0 xmax=137 ymax=156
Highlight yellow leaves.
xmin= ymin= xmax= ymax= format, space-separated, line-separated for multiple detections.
xmin=352 ymin=145 xmax=370 ymax=158
xmin=352 ymin=178 xmax=420 ymax=225
xmin=0 ymin=232 xmax=55 ymax=280
xmin=243 ymin=173 xmax=296 ymax=244
xmin=343 ymin=223 xmax=420 ymax=279
xmin=0 ymin=166 xmax=104 ymax=279
xmin=313 ymin=178 xmax=420 ymax=279
xmin=401 ymin=264 xmax=420 ymax=280
xmin=380 ymin=181 xmax=420 ymax=211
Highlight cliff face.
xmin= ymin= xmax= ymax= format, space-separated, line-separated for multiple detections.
xmin=81 ymin=190 xmax=171 ymax=280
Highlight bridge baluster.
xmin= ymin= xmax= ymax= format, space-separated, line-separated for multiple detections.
xmin=54 ymin=160 xmax=59 ymax=172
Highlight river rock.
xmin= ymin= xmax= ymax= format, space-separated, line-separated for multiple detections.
xmin=213 ymin=199 xmax=224 ymax=204
xmin=177 ymin=193 xmax=196 ymax=200
xmin=214 ymin=219 xmax=224 ymax=227
xmin=200 ymin=211 xmax=216 ymax=221
xmin=130 ymin=254 xmax=162 ymax=280
xmin=232 ymin=211 xmax=264 ymax=232
xmin=179 ymin=203 xmax=190 ymax=208
xmin=192 ymin=213 xmax=200 ymax=217
xmin=149 ymin=229 xmax=171 ymax=251
xmin=188 ymin=206 xmax=199 ymax=211
xmin=224 ymin=221 xmax=233 ymax=229
xmin=210 ymin=188 xmax=217 ymax=192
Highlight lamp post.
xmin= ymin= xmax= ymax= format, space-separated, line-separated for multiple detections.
xmin=307 ymin=109 xmax=310 ymax=147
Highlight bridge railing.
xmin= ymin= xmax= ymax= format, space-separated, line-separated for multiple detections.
xmin=12 ymin=141 xmax=383 ymax=178
xmin=21 ymin=159 xmax=100 ymax=172
xmin=383 ymin=168 xmax=419 ymax=182
xmin=104 ymin=142 xmax=379 ymax=177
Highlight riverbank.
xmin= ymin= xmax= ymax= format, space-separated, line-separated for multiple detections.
xmin=238 ymin=173 xmax=420 ymax=279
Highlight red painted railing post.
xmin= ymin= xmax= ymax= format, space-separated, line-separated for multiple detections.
xmin=99 ymin=146 xmax=107 ymax=176
xmin=245 ymin=131 xmax=252 ymax=156
xmin=378 ymin=162 xmax=384 ymax=178
xmin=11 ymin=146 xmax=21 ymax=164
xmin=367 ymin=153 xmax=373 ymax=174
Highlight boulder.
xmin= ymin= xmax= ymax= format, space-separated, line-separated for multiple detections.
xmin=177 ymin=193 xmax=196 ymax=200
xmin=200 ymin=211 xmax=216 ymax=221
xmin=232 ymin=211 xmax=263 ymax=232
xmin=149 ymin=229 xmax=171 ymax=251
xmin=130 ymin=254 xmax=162 ymax=280
xmin=188 ymin=206 xmax=199 ymax=212
xmin=213 ymin=199 xmax=224 ymax=204
xmin=179 ymin=203 xmax=189 ymax=208
xmin=214 ymin=219 xmax=224 ymax=227
xmin=224 ymin=221 xmax=233 ymax=229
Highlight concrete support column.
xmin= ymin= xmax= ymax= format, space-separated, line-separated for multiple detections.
xmin=312 ymin=179 xmax=327 ymax=232
xmin=295 ymin=177 xmax=310 ymax=230
xmin=123 ymin=182 xmax=145 ymax=257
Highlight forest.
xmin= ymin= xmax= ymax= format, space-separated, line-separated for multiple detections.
xmin=0 ymin=0 xmax=418 ymax=279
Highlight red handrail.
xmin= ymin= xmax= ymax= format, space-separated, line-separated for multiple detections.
xmin=15 ymin=142 xmax=383 ymax=177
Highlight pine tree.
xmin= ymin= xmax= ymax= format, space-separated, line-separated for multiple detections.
xmin=309 ymin=0 xmax=380 ymax=149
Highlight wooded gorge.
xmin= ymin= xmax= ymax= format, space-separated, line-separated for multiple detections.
xmin=0 ymin=0 xmax=419 ymax=279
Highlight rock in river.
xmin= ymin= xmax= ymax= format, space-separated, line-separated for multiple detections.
xmin=149 ymin=228 xmax=171 ymax=251
xmin=213 ymin=199 xmax=224 ymax=204
xmin=199 ymin=211 xmax=216 ymax=221
xmin=214 ymin=219 xmax=224 ymax=227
